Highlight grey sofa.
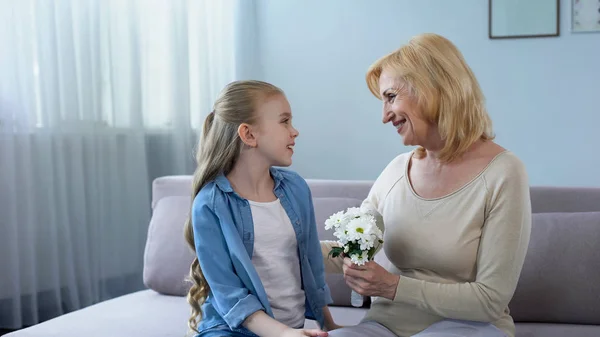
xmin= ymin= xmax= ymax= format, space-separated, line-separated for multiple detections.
xmin=7 ymin=176 xmax=600 ymax=337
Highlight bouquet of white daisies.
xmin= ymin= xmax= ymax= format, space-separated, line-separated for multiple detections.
xmin=324 ymin=206 xmax=384 ymax=266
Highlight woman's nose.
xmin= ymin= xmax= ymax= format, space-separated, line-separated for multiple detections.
xmin=382 ymin=109 xmax=393 ymax=124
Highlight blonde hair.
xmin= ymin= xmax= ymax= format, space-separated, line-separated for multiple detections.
xmin=183 ymin=80 xmax=284 ymax=333
xmin=366 ymin=33 xmax=494 ymax=163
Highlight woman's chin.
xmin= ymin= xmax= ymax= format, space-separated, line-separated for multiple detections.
xmin=399 ymin=131 xmax=417 ymax=147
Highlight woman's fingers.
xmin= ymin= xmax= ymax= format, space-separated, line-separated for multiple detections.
xmin=343 ymin=257 xmax=367 ymax=270
xmin=344 ymin=274 xmax=365 ymax=295
xmin=343 ymin=260 xmax=373 ymax=278
xmin=346 ymin=272 xmax=381 ymax=296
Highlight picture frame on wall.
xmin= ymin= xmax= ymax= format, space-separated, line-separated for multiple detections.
xmin=572 ymin=0 xmax=600 ymax=32
xmin=489 ymin=0 xmax=560 ymax=39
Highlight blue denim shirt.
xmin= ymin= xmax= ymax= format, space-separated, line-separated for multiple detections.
xmin=191 ymin=167 xmax=333 ymax=335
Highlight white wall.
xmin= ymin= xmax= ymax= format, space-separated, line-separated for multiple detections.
xmin=255 ymin=0 xmax=600 ymax=187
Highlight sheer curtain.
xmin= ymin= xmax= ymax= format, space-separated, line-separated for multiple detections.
xmin=0 ymin=0 xmax=258 ymax=329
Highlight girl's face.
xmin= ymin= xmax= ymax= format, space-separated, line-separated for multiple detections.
xmin=252 ymin=94 xmax=299 ymax=167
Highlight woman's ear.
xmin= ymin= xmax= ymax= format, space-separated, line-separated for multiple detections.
xmin=238 ymin=123 xmax=257 ymax=148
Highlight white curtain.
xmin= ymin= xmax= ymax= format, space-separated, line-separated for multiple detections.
xmin=0 ymin=0 xmax=258 ymax=329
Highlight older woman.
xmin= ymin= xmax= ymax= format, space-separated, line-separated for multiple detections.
xmin=322 ymin=33 xmax=531 ymax=337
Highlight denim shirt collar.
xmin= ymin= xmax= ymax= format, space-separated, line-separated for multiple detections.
xmin=214 ymin=167 xmax=284 ymax=194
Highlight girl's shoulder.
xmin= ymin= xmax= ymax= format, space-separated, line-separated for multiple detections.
xmin=272 ymin=168 xmax=315 ymax=208
xmin=192 ymin=180 xmax=221 ymax=213
xmin=272 ymin=167 xmax=310 ymax=190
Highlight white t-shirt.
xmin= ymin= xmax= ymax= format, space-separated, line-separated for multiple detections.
xmin=249 ymin=199 xmax=305 ymax=328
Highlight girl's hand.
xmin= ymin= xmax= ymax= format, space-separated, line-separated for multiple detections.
xmin=342 ymin=257 xmax=400 ymax=300
xmin=281 ymin=328 xmax=328 ymax=337
xmin=324 ymin=323 xmax=344 ymax=331
xmin=243 ymin=311 xmax=328 ymax=337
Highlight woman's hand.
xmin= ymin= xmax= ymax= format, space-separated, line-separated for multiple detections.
xmin=342 ymin=257 xmax=400 ymax=300
xmin=281 ymin=328 xmax=328 ymax=337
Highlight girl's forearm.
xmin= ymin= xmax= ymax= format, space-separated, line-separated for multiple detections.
xmin=322 ymin=306 xmax=338 ymax=331
xmin=242 ymin=310 xmax=289 ymax=337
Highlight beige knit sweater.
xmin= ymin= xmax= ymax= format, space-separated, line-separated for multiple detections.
xmin=322 ymin=151 xmax=531 ymax=337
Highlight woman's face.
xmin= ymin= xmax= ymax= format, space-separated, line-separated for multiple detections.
xmin=378 ymin=69 xmax=436 ymax=148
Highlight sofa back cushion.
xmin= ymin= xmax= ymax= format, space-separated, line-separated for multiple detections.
xmin=508 ymin=211 xmax=600 ymax=324
xmin=529 ymin=186 xmax=600 ymax=213
xmin=143 ymin=195 xmax=194 ymax=296
xmin=144 ymin=177 xmax=600 ymax=322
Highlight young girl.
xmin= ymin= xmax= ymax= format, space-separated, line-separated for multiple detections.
xmin=183 ymin=80 xmax=339 ymax=337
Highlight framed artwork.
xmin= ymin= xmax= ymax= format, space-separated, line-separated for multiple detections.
xmin=572 ymin=0 xmax=600 ymax=32
xmin=489 ymin=0 xmax=560 ymax=39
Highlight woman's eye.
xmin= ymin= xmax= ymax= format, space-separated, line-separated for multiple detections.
xmin=282 ymin=119 xmax=290 ymax=124
xmin=387 ymin=94 xmax=396 ymax=103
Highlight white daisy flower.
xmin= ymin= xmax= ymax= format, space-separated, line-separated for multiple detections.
xmin=350 ymin=253 xmax=368 ymax=266
xmin=346 ymin=217 xmax=373 ymax=241
xmin=344 ymin=207 xmax=363 ymax=220
xmin=325 ymin=211 xmax=346 ymax=230
xmin=334 ymin=227 xmax=350 ymax=245
xmin=359 ymin=236 xmax=375 ymax=251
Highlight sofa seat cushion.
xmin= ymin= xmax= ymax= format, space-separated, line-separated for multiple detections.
xmin=515 ymin=323 xmax=600 ymax=337
xmin=304 ymin=306 xmax=368 ymax=329
xmin=5 ymin=290 xmax=190 ymax=337
xmin=5 ymin=290 xmax=367 ymax=337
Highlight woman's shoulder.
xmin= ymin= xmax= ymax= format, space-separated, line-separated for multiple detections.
xmin=364 ymin=151 xmax=412 ymax=208
xmin=375 ymin=150 xmax=412 ymax=183
xmin=481 ymin=150 xmax=530 ymax=201
xmin=389 ymin=150 xmax=413 ymax=167
xmin=482 ymin=150 xmax=528 ymax=182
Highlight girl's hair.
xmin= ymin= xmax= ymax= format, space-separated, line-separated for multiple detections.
xmin=183 ymin=80 xmax=284 ymax=333
xmin=366 ymin=33 xmax=494 ymax=163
